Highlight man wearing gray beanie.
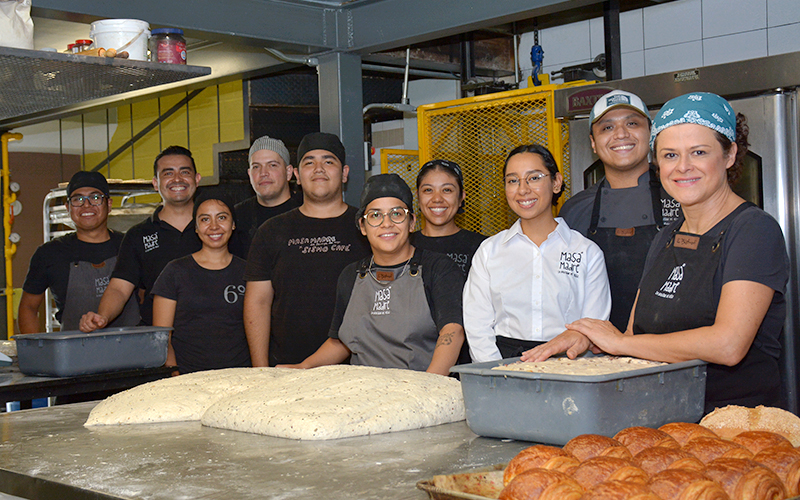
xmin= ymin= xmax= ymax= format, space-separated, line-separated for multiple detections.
xmin=244 ymin=132 xmax=370 ymax=367
xmin=230 ymin=135 xmax=301 ymax=258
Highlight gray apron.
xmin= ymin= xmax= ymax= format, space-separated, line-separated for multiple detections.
xmin=59 ymin=256 xmax=140 ymax=331
xmin=338 ymin=258 xmax=438 ymax=371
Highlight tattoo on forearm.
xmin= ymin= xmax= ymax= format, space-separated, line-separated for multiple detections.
xmin=436 ymin=331 xmax=456 ymax=347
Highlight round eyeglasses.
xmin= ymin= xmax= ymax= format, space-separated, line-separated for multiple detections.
xmin=68 ymin=193 xmax=107 ymax=207
xmin=504 ymin=172 xmax=549 ymax=189
xmin=363 ymin=207 xmax=409 ymax=227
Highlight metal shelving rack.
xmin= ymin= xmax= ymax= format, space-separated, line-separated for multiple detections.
xmin=0 ymin=46 xmax=212 ymax=128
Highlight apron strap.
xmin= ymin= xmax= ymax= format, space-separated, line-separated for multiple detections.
xmin=357 ymin=259 xmax=369 ymax=278
xmin=587 ymin=178 xmax=607 ymax=234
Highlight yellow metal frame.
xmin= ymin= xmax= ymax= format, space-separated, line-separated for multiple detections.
xmin=416 ymin=81 xmax=594 ymax=235
xmin=1 ymin=133 xmax=22 ymax=338
xmin=379 ymin=148 xmax=422 ymax=231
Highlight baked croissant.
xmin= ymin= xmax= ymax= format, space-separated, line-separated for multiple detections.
xmin=635 ymin=446 xmax=707 ymax=475
xmin=578 ymin=479 xmax=661 ymax=500
xmin=571 ymin=456 xmax=648 ymax=490
xmin=615 ymin=426 xmax=681 ymax=456
xmin=504 ymin=445 xmax=573 ymax=485
xmin=647 ymin=468 xmax=730 ymax=500
xmin=732 ymin=431 xmax=794 ymax=455
xmin=564 ymin=434 xmax=624 ymax=462
xmin=682 ymin=437 xmax=754 ymax=464
xmin=499 ymin=468 xmax=583 ymax=500
xmin=704 ymin=458 xmax=787 ymax=500
xmin=659 ymin=422 xmax=720 ymax=446
xmin=752 ymin=446 xmax=800 ymax=496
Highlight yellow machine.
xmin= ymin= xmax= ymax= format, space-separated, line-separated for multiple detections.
xmin=384 ymin=80 xmax=593 ymax=237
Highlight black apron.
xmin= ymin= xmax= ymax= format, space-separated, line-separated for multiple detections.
xmin=633 ymin=202 xmax=780 ymax=413
xmin=60 ymin=256 xmax=140 ymax=331
xmin=588 ymin=170 xmax=664 ymax=331
xmin=338 ymin=256 xmax=438 ymax=371
xmin=495 ymin=336 xmax=545 ymax=360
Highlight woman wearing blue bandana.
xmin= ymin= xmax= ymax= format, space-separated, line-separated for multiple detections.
xmin=524 ymin=92 xmax=789 ymax=413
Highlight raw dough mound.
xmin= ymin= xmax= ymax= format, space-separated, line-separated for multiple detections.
xmin=200 ymin=365 xmax=465 ymax=440
xmin=85 ymin=367 xmax=288 ymax=425
xmin=85 ymin=366 xmax=465 ymax=440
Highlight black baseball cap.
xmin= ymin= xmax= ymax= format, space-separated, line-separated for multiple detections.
xmin=67 ymin=171 xmax=110 ymax=198
xmin=297 ymin=132 xmax=346 ymax=166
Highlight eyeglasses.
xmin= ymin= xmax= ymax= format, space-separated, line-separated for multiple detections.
xmin=504 ymin=172 xmax=549 ymax=189
xmin=363 ymin=207 xmax=409 ymax=227
xmin=68 ymin=193 xmax=107 ymax=207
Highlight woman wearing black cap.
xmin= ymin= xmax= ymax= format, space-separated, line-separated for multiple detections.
xmin=151 ymin=193 xmax=251 ymax=374
xmin=281 ymin=174 xmax=465 ymax=375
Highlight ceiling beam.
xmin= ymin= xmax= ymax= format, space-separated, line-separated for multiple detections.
xmin=34 ymin=0 xmax=608 ymax=55
xmin=342 ymin=0 xmax=602 ymax=53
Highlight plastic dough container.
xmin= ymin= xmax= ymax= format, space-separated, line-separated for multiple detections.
xmin=16 ymin=326 xmax=170 ymax=377
xmin=451 ymin=356 xmax=707 ymax=445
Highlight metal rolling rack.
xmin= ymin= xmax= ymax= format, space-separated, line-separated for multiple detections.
xmin=42 ymin=182 xmax=158 ymax=332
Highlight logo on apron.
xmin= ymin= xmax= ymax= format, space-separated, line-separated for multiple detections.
xmin=372 ymin=287 xmax=391 ymax=315
xmin=656 ymin=263 xmax=686 ymax=299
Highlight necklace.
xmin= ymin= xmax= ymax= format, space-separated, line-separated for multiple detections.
xmin=367 ymin=255 xmax=412 ymax=285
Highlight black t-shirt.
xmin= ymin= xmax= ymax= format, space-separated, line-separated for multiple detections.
xmin=23 ymin=231 xmax=124 ymax=322
xmin=229 ymin=195 xmax=301 ymax=259
xmin=410 ymin=229 xmax=486 ymax=277
xmin=329 ymin=248 xmax=464 ymax=339
xmin=244 ymin=206 xmax=370 ymax=365
xmin=151 ymin=255 xmax=251 ymax=374
xmin=111 ymin=206 xmax=202 ymax=325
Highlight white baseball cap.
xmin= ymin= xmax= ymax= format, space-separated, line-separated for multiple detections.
xmin=589 ymin=90 xmax=650 ymax=125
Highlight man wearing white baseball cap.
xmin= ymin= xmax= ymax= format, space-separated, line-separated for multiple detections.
xmin=558 ymin=90 xmax=679 ymax=331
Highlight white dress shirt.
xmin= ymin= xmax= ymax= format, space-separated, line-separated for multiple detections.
xmin=463 ymin=217 xmax=611 ymax=362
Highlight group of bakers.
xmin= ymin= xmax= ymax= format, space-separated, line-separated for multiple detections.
xmin=20 ymin=89 xmax=789 ymax=414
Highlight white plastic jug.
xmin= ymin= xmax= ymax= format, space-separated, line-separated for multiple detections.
xmin=89 ymin=19 xmax=150 ymax=61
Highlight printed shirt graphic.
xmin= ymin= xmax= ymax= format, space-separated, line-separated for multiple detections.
xmin=143 ymin=232 xmax=159 ymax=252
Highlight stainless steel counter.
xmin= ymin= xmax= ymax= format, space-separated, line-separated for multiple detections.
xmin=0 ymin=402 xmax=530 ymax=500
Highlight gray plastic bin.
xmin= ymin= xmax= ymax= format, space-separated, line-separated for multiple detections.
xmin=451 ymin=357 xmax=707 ymax=445
xmin=15 ymin=326 xmax=170 ymax=377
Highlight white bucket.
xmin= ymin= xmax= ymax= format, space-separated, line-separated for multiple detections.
xmin=89 ymin=19 xmax=150 ymax=61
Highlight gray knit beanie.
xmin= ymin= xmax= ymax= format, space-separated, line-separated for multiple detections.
xmin=248 ymin=136 xmax=291 ymax=166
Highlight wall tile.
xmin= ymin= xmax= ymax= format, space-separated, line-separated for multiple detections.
xmin=622 ymin=50 xmax=646 ymax=79
xmin=703 ymin=0 xmax=766 ymax=38
xmin=768 ymin=22 xmax=800 ymax=54
xmin=768 ymin=0 xmax=800 ymax=26
xmin=703 ymin=30 xmax=768 ymax=65
xmin=621 ymin=9 xmax=645 ymax=54
xmin=644 ymin=0 xmax=702 ymax=48
xmin=539 ymin=20 xmax=592 ymax=67
xmin=644 ymin=40 xmax=704 ymax=75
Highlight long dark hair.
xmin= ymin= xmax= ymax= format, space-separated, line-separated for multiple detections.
xmin=503 ymin=144 xmax=563 ymax=205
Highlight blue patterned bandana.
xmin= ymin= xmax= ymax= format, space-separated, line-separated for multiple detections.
xmin=650 ymin=92 xmax=736 ymax=150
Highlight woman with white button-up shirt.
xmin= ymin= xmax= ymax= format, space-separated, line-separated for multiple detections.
xmin=463 ymin=145 xmax=612 ymax=362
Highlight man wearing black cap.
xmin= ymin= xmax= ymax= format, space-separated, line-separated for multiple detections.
xmin=19 ymin=171 xmax=140 ymax=333
xmin=80 ymin=146 xmax=202 ymax=332
xmin=244 ymin=132 xmax=370 ymax=367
